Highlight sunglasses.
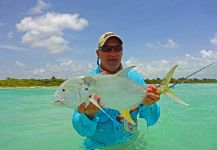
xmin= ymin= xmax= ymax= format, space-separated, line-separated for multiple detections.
xmin=99 ymin=45 xmax=123 ymax=52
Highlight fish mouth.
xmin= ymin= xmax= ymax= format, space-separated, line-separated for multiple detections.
xmin=54 ymin=94 xmax=66 ymax=105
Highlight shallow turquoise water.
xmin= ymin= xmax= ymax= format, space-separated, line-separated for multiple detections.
xmin=0 ymin=84 xmax=217 ymax=150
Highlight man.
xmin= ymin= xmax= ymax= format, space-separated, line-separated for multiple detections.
xmin=72 ymin=32 xmax=160 ymax=149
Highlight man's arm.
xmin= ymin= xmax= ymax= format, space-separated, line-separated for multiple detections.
xmin=72 ymin=95 xmax=102 ymax=137
xmin=138 ymin=103 xmax=160 ymax=126
xmin=72 ymin=109 xmax=99 ymax=137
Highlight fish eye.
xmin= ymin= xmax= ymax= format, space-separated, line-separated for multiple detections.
xmin=85 ymin=87 xmax=88 ymax=91
xmin=62 ymin=88 xmax=65 ymax=92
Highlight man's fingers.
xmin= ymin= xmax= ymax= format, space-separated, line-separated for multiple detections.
xmin=147 ymin=87 xmax=160 ymax=95
xmin=147 ymin=84 xmax=160 ymax=99
xmin=116 ymin=115 xmax=123 ymax=122
xmin=78 ymin=102 xmax=86 ymax=113
xmin=147 ymin=84 xmax=159 ymax=91
xmin=90 ymin=94 xmax=103 ymax=107
xmin=96 ymin=96 xmax=104 ymax=107
xmin=142 ymin=84 xmax=161 ymax=106
xmin=78 ymin=95 xmax=103 ymax=118
xmin=94 ymin=95 xmax=101 ymax=100
xmin=86 ymin=102 xmax=97 ymax=110
xmin=146 ymin=93 xmax=160 ymax=101
xmin=147 ymin=84 xmax=157 ymax=89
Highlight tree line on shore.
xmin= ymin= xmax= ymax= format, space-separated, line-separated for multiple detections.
xmin=0 ymin=76 xmax=64 ymax=87
xmin=0 ymin=76 xmax=217 ymax=87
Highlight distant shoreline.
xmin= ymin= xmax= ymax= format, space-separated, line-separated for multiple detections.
xmin=1 ymin=83 xmax=217 ymax=89
xmin=0 ymin=86 xmax=57 ymax=89
xmin=0 ymin=77 xmax=64 ymax=88
xmin=0 ymin=77 xmax=217 ymax=88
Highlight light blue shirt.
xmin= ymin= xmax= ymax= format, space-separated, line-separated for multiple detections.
xmin=72 ymin=66 xmax=160 ymax=149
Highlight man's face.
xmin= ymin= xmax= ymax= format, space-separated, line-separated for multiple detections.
xmin=97 ymin=38 xmax=123 ymax=72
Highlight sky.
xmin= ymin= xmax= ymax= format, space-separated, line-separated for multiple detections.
xmin=0 ymin=0 xmax=217 ymax=79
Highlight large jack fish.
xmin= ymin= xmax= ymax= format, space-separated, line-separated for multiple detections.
xmin=54 ymin=65 xmax=188 ymax=125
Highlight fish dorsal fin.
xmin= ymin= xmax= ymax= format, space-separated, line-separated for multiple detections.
xmin=116 ymin=66 xmax=136 ymax=78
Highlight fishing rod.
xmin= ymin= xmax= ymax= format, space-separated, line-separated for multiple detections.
xmin=169 ymin=61 xmax=217 ymax=89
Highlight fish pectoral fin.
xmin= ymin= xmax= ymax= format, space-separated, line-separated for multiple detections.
xmin=88 ymin=94 xmax=113 ymax=120
xmin=120 ymin=109 xmax=136 ymax=125
xmin=88 ymin=94 xmax=103 ymax=110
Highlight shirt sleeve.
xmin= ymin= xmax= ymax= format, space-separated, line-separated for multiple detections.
xmin=72 ymin=109 xmax=99 ymax=137
xmin=138 ymin=103 xmax=160 ymax=126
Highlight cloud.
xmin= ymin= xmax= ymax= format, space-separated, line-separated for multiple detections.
xmin=32 ymin=60 xmax=93 ymax=78
xmin=200 ymin=49 xmax=217 ymax=58
xmin=145 ymin=38 xmax=179 ymax=49
xmin=1 ymin=52 xmax=217 ymax=79
xmin=0 ymin=44 xmax=28 ymax=51
xmin=1 ymin=47 xmax=216 ymax=79
xmin=7 ymin=31 xmax=14 ymax=39
xmin=2 ymin=59 xmax=94 ymax=79
xmin=15 ymin=61 xmax=25 ymax=68
xmin=32 ymin=68 xmax=46 ymax=75
xmin=210 ymin=33 xmax=217 ymax=46
xmin=0 ymin=59 xmax=95 ymax=79
xmin=124 ymin=57 xmax=171 ymax=79
xmin=185 ymin=53 xmax=195 ymax=59
xmin=165 ymin=38 xmax=179 ymax=48
xmin=16 ymin=12 xmax=88 ymax=53
xmin=124 ymin=51 xmax=217 ymax=79
xmin=28 ymin=0 xmax=50 ymax=15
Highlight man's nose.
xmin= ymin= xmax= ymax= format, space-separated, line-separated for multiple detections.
xmin=110 ymin=48 xmax=117 ymax=53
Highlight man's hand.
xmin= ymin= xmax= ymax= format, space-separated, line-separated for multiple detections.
xmin=142 ymin=84 xmax=160 ymax=105
xmin=77 ymin=95 xmax=102 ymax=119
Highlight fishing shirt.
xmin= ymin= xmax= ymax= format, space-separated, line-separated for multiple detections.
xmin=72 ymin=66 xmax=160 ymax=149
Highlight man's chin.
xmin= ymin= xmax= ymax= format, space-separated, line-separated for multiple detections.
xmin=107 ymin=64 xmax=121 ymax=71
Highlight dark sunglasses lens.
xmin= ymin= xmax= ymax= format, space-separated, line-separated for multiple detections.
xmin=101 ymin=47 xmax=111 ymax=52
xmin=114 ymin=45 xmax=122 ymax=51
xmin=100 ymin=45 xmax=122 ymax=52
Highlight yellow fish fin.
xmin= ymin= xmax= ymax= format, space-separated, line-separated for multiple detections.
xmin=159 ymin=65 xmax=189 ymax=106
xmin=120 ymin=109 xmax=136 ymax=125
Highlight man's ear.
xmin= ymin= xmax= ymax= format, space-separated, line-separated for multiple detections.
xmin=96 ymin=50 xmax=99 ymax=57
xmin=96 ymin=50 xmax=100 ymax=65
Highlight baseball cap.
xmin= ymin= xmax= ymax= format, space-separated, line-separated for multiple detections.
xmin=97 ymin=32 xmax=123 ymax=49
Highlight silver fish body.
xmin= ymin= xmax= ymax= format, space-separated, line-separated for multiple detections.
xmin=54 ymin=73 xmax=146 ymax=110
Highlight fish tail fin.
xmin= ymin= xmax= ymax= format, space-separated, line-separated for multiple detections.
xmin=159 ymin=65 xmax=189 ymax=106
xmin=120 ymin=109 xmax=136 ymax=125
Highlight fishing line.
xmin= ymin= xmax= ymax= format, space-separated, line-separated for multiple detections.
xmin=169 ymin=61 xmax=217 ymax=89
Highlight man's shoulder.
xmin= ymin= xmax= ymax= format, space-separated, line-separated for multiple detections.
xmin=128 ymin=69 xmax=142 ymax=77
xmin=127 ymin=69 xmax=143 ymax=80
xmin=127 ymin=69 xmax=146 ymax=86
xmin=90 ymin=67 xmax=100 ymax=75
